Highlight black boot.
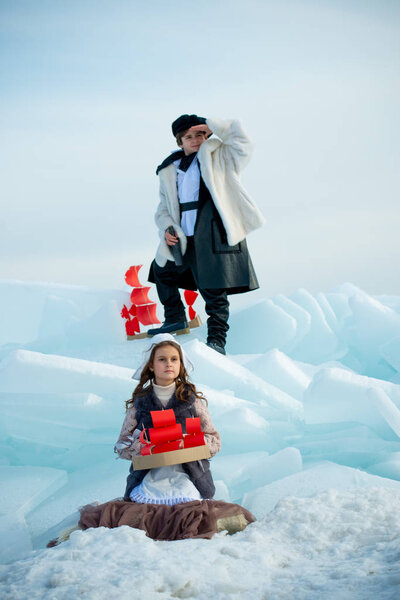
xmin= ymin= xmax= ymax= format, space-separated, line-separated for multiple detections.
xmin=147 ymin=320 xmax=189 ymax=336
xmin=206 ymin=341 xmax=226 ymax=355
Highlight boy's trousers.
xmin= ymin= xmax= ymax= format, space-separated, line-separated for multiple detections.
xmin=152 ymin=236 xmax=229 ymax=347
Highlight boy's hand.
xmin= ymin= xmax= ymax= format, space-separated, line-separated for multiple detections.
xmin=165 ymin=228 xmax=178 ymax=246
xmin=189 ymin=124 xmax=212 ymax=138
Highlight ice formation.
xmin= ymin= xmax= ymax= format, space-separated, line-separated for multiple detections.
xmin=1 ymin=280 xmax=400 ymax=598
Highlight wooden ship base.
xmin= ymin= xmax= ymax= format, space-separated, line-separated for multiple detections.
xmin=132 ymin=444 xmax=211 ymax=470
xmin=127 ymin=314 xmax=202 ymax=340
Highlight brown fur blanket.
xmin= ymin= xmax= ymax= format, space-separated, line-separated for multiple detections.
xmin=78 ymin=499 xmax=255 ymax=541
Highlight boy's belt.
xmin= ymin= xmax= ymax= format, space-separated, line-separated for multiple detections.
xmin=180 ymin=201 xmax=199 ymax=212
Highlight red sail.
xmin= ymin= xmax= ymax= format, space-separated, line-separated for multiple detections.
xmin=152 ymin=441 xmax=182 ymax=454
xmin=151 ymin=409 xmax=176 ymax=428
xmin=125 ymin=265 xmax=142 ymax=287
xmin=136 ymin=303 xmax=161 ymax=326
xmin=130 ymin=287 xmax=151 ymax=305
xmin=184 ymin=290 xmax=198 ymax=305
xmin=184 ymin=433 xmax=205 ymax=448
xmin=148 ymin=424 xmax=183 ymax=444
xmin=125 ymin=318 xmax=140 ymax=335
xmin=186 ymin=417 xmax=202 ymax=435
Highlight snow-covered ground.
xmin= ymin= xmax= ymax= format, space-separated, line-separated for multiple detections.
xmin=1 ymin=279 xmax=400 ymax=599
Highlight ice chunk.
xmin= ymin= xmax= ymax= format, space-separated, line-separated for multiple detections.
xmin=272 ymin=294 xmax=311 ymax=351
xmin=212 ymin=448 xmax=302 ymax=502
xmin=324 ymin=291 xmax=352 ymax=324
xmin=314 ymin=292 xmax=342 ymax=335
xmin=213 ymin=480 xmax=231 ymax=502
xmin=368 ymin=453 xmax=400 ymax=481
xmin=377 ymin=294 xmax=400 ymax=313
xmin=183 ymin=339 xmax=303 ymax=419
xmin=199 ymin=386 xmax=279 ymax=453
xmin=0 ymin=513 xmax=32 ymax=564
xmin=0 ymin=280 xmax=130 ymax=346
xmin=331 ymin=282 xmax=366 ymax=296
xmin=292 ymin=357 xmax=355 ymax=378
xmin=0 ymin=437 xmax=67 ymax=469
xmin=32 ymin=510 xmax=80 ymax=550
xmin=213 ymin=406 xmax=270 ymax=454
xmin=304 ymin=367 xmax=400 ymax=439
xmin=65 ymin=300 xmax=126 ymax=347
xmin=292 ymin=424 xmax=400 ymax=469
xmin=226 ymin=299 xmax=297 ymax=354
xmin=350 ymin=292 xmax=400 ymax=347
xmin=288 ymin=289 xmax=343 ymax=363
xmin=0 ymin=466 xmax=67 ymax=517
xmin=0 ymin=350 xmax=134 ymax=399
xmin=245 ymin=349 xmax=311 ymax=400
xmin=243 ymin=461 xmax=400 ymax=518
xmin=0 ymin=392 xmax=123 ymax=449
xmin=344 ymin=292 xmax=400 ymax=377
xmin=53 ymin=444 xmax=116 ymax=472
xmin=380 ymin=336 xmax=400 ymax=373
xmin=37 ymin=294 xmax=80 ymax=339
xmin=26 ymin=459 xmax=128 ymax=541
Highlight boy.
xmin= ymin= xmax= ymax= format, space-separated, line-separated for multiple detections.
xmin=148 ymin=114 xmax=265 ymax=355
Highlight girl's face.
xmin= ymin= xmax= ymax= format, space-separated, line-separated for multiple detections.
xmin=150 ymin=345 xmax=181 ymax=386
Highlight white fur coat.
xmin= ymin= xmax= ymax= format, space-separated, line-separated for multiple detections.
xmin=154 ymin=117 xmax=265 ymax=267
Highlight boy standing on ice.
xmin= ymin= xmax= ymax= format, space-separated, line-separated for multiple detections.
xmin=148 ymin=114 xmax=265 ymax=355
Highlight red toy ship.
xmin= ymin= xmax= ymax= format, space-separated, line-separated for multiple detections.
xmin=121 ymin=265 xmax=161 ymax=339
xmin=132 ymin=409 xmax=210 ymax=470
xmin=121 ymin=265 xmax=202 ymax=340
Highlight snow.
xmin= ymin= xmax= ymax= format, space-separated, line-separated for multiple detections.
xmin=1 ymin=488 xmax=399 ymax=599
xmin=1 ymin=279 xmax=400 ymax=598
xmin=242 ymin=461 xmax=400 ymax=518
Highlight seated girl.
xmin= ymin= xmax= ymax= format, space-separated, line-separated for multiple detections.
xmin=76 ymin=334 xmax=254 ymax=541
xmin=116 ymin=333 xmax=220 ymax=504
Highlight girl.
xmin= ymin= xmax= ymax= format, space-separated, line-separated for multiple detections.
xmin=77 ymin=334 xmax=254 ymax=541
xmin=115 ymin=333 xmax=221 ymax=504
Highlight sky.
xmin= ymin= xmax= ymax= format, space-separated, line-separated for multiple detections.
xmin=1 ymin=0 xmax=399 ymax=308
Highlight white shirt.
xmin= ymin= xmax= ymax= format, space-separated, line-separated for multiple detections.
xmin=174 ymin=156 xmax=200 ymax=237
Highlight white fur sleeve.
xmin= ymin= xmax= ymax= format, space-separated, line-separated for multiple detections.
xmin=206 ymin=117 xmax=253 ymax=172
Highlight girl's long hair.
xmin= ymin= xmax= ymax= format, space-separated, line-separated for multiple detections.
xmin=125 ymin=340 xmax=206 ymax=410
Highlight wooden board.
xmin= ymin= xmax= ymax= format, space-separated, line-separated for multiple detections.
xmin=127 ymin=315 xmax=202 ymax=341
xmin=132 ymin=445 xmax=211 ymax=470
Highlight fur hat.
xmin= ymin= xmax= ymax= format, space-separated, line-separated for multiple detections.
xmin=171 ymin=114 xmax=206 ymax=137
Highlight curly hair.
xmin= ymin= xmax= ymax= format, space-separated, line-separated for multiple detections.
xmin=125 ymin=340 xmax=206 ymax=410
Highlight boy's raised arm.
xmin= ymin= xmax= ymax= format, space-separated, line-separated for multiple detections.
xmin=205 ymin=117 xmax=253 ymax=172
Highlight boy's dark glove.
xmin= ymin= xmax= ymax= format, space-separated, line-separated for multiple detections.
xmin=167 ymin=227 xmax=183 ymax=266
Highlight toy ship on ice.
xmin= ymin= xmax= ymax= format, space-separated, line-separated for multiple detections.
xmin=121 ymin=265 xmax=201 ymax=340
xmin=132 ymin=409 xmax=210 ymax=470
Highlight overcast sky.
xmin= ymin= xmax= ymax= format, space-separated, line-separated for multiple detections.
xmin=1 ymin=0 xmax=399 ymax=307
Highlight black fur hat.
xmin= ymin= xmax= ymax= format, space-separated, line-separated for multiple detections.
xmin=171 ymin=114 xmax=206 ymax=137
